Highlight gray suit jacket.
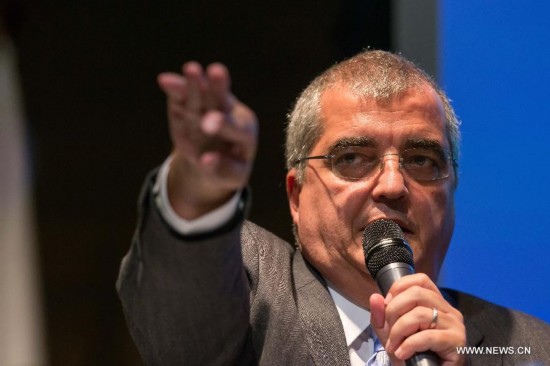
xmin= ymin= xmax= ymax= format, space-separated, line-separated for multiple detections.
xmin=117 ymin=173 xmax=550 ymax=365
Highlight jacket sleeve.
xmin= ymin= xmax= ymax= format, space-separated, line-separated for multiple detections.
xmin=116 ymin=170 xmax=256 ymax=365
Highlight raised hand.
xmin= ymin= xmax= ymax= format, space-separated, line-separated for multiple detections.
xmin=158 ymin=62 xmax=258 ymax=219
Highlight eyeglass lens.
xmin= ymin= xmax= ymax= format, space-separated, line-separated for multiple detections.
xmin=329 ymin=146 xmax=451 ymax=181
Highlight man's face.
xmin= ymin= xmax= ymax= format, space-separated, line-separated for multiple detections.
xmin=287 ymin=85 xmax=456 ymax=305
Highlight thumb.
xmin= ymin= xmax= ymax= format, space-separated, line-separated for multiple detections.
xmin=370 ymin=293 xmax=389 ymax=345
xmin=370 ymin=293 xmax=406 ymax=366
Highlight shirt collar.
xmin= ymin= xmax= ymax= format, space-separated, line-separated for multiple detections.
xmin=327 ymin=284 xmax=371 ymax=347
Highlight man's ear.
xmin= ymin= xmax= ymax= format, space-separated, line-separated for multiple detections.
xmin=286 ymin=168 xmax=301 ymax=224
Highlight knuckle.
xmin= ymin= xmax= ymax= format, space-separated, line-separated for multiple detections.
xmin=389 ymin=280 xmax=403 ymax=294
xmin=453 ymin=309 xmax=464 ymax=323
xmin=428 ymin=331 xmax=443 ymax=346
xmin=411 ymin=285 xmax=423 ymax=299
xmin=417 ymin=272 xmax=431 ymax=285
xmin=413 ymin=306 xmax=426 ymax=321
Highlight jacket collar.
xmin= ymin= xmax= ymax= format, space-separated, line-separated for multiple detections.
xmin=292 ymin=251 xmax=351 ymax=366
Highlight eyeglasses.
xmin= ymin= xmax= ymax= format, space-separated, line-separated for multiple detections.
xmin=293 ymin=146 xmax=457 ymax=182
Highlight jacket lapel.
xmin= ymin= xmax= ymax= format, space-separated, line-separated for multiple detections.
xmin=293 ymin=251 xmax=350 ymax=366
xmin=442 ymin=289 xmax=505 ymax=364
xmin=441 ymin=289 xmax=485 ymax=347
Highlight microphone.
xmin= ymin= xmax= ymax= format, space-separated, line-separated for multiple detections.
xmin=362 ymin=219 xmax=439 ymax=366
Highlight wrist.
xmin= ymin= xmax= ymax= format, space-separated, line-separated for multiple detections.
xmin=167 ymin=154 xmax=237 ymax=220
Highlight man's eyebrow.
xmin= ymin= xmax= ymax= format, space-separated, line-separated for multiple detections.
xmin=328 ymin=136 xmax=377 ymax=153
xmin=404 ymin=138 xmax=446 ymax=150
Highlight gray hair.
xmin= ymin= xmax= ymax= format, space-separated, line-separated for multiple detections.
xmin=285 ymin=50 xmax=460 ymax=185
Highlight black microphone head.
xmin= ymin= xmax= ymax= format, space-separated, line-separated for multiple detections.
xmin=362 ymin=219 xmax=414 ymax=278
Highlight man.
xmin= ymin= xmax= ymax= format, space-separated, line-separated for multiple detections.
xmin=117 ymin=50 xmax=550 ymax=365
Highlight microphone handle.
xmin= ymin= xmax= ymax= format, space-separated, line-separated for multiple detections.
xmin=405 ymin=353 xmax=439 ymax=366
xmin=375 ymin=263 xmax=440 ymax=366
xmin=375 ymin=262 xmax=414 ymax=296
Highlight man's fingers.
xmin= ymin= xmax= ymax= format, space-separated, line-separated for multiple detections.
xmin=386 ymin=273 xmax=441 ymax=300
xmin=386 ymin=286 xmax=461 ymax=326
xmin=393 ymin=328 xmax=466 ymax=363
xmin=205 ymin=63 xmax=232 ymax=111
xmin=161 ymin=62 xmax=235 ymax=115
xmin=385 ymin=305 xmax=453 ymax=353
xmin=183 ymin=61 xmax=206 ymax=112
xmin=201 ymin=110 xmax=254 ymax=144
xmin=201 ymin=111 xmax=256 ymax=156
xmin=384 ymin=286 xmax=451 ymax=327
xmin=158 ymin=72 xmax=187 ymax=102
xmin=378 ymin=274 xmax=466 ymax=363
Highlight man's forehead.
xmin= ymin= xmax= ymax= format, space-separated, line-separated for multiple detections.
xmin=319 ymin=85 xmax=446 ymax=128
xmin=315 ymin=85 xmax=450 ymax=154
xmin=320 ymin=83 xmax=445 ymax=115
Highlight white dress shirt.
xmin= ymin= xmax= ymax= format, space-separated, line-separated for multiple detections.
xmin=328 ymin=285 xmax=375 ymax=365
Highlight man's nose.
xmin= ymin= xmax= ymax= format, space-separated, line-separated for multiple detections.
xmin=371 ymin=154 xmax=409 ymax=201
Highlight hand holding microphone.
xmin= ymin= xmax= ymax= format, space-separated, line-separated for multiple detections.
xmin=363 ymin=219 xmax=466 ymax=366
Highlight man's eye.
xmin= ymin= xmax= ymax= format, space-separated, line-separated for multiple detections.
xmin=404 ymin=150 xmax=447 ymax=170
xmin=408 ymin=155 xmax=432 ymax=167
xmin=336 ymin=153 xmax=363 ymax=165
xmin=334 ymin=152 xmax=376 ymax=166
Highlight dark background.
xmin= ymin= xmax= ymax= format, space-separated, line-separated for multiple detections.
xmin=6 ymin=1 xmax=392 ymax=364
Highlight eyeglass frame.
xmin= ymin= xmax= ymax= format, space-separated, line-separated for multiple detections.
xmin=292 ymin=147 xmax=458 ymax=182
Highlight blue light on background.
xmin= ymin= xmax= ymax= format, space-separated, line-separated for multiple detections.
xmin=439 ymin=2 xmax=550 ymax=322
